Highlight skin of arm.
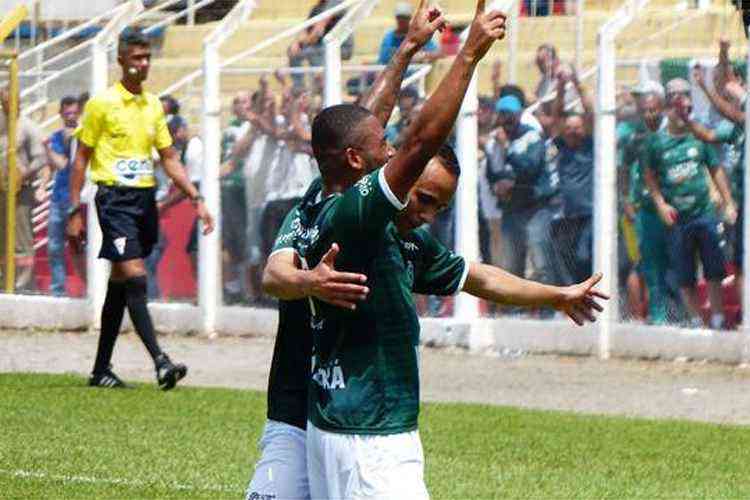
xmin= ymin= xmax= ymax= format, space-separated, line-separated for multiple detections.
xmin=644 ymin=164 xmax=677 ymax=226
xmin=385 ymin=2 xmax=506 ymax=201
xmin=158 ymin=146 xmax=214 ymax=234
xmin=695 ymin=66 xmax=744 ymax=124
xmin=361 ymin=0 xmax=446 ymax=127
xmin=710 ymin=164 xmax=737 ymax=218
xmin=65 ymin=143 xmax=92 ymax=238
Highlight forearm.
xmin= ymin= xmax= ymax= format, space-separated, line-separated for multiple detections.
xmin=712 ymin=167 xmax=735 ymax=206
xmin=361 ymin=40 xmax=420 ymax=127
xmin=262 ymin=259 xmax=312 ymax=300
xmin=644 ymin=168 xmax=666 ymax=206
xmin=162 ymin=156 xmax=199 ymax=200
xmin=685 ymin=119 xmax=718 ymax=143
xmin=463 ymin=262 xmax=563 ymax=307
xmin=47 ymin=150 xmax=68 ymax=170
xmin=701 ymin=83 xmax=744 ymax=123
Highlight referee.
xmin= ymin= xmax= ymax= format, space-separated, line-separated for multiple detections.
xmin=67 ymin=32 xmax=214 ymax=390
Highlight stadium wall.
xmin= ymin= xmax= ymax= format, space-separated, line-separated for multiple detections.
xmin=2 ymin=294 xmax=746 ymax=364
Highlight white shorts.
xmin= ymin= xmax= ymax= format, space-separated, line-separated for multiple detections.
xmin=306 ymin=421 xmax=429 ymax=500
xmin=246 ymin=419 xmax=309 ymax=500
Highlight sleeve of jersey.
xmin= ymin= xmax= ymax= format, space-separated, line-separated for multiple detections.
xmin=76 ymin=99 xmax=104 ymax=148
xmin=329 ymin=167 xmax=407 ymax=242
xmin=154 ymin=106 xmax=173 ymax=150
xmin=270 ymin=206 xmax=301 ymax=257
xmin=412 ymin=230 xmax=468 ymax=296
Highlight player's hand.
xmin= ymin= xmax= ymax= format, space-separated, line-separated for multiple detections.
xmin=656 ymin=201 xmax=678 ymax=227
xmin=196 ymin=202 xmax=215 ymax=235
xmin=306 ymin=243 xmax=369 ymax=311
xmin=405 ymin=0 xmax=447 ymax=51
xmin=553 ymin=273 xmax=609 ymax=326
xmin=462 ymin=0 xmax=507 ymax=64
xmin=725 ymin=202 xmax=739 ymax=226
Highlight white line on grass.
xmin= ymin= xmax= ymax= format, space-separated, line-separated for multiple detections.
xmin=0 ymin=469 xmax=244 ymax=494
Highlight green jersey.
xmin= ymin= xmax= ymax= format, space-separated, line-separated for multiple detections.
xmin=714 ymin=119 xmax=745 ymax=202
xmin=643 ymin=130 xmax=720 ymax=221
xmin=294 ymin=168 xmax=467 ymax=435
xmin=618 ymin=119 xmax=657 ymax=212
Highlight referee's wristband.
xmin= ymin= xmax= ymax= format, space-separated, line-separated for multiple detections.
xmin=66 ymin=203 xmax=82 ymax=218
xmin=190 ymin=194 xmax=205 ymax=206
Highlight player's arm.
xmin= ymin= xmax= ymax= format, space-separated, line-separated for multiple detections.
xmin=385 ymin=1 xmax=506 ymax=202
xmin=66 ymin=142 xmax=92 ymax=239
xmin=158 ymin=146 xmax=214 ymax=235
xmin=643 ymin=151 xmax=677 ymax=227
xmin=705 ymin=140 xmax=737 ymax=222
xmin=263 ymin=245 xmax=369 ymax=310
xmin=694 ymin=65 xmax=744 ymax=124
xmin=463 ymin=263 xmax=607 ymax=325
xmin=361 ymin=0 xmax=446 ymax=127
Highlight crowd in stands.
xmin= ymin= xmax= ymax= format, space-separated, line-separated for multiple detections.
xmin=1 ymin=4 xmax=747 ymax=330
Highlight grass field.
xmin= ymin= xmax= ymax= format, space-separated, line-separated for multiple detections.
xmin=1 ymin=373 xmax=749 ymax=499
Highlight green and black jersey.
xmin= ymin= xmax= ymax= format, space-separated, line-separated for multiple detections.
xmin=287 ymin=168 xmax=467 ymax=435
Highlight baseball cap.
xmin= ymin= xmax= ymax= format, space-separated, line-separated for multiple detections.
xmin=630 ymin=80 xmax=665 ymax=100
xmin=666 ymin=78 xmax=691 ymax=95
xmin=495 ymin=95 xmax=523 ymax=114
xmin=394 ymin=2 xmax=413 ymax=18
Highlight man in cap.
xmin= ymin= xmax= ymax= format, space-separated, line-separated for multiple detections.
xmin=378 ymin=1 xmax=442 ymax=65
xmin=487 ymin=93 xmax=562 ymax=311
xmin=643 ymin=77 xmax=736 ymax=329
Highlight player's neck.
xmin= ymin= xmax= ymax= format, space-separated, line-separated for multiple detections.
xmin=120 ymin=78 xmax=143 ymax=95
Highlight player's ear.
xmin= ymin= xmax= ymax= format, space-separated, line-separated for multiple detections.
xmin=344 ymin=147 xmax=365 ymax=172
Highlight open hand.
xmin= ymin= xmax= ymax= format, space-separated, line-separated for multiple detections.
xmin=196 ymin=203 xmax=215 ymax=235
xmin=553 ymin=273 xmax=609 ymax=326
xmin=462 ymin=0 xmax=507 ymax=64
xmin=406 ymin=0 xmax=447 ymax=51
xmin=307 ymin=243 xmax=369 ymax=310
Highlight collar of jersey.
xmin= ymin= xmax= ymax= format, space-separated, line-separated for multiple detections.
xmin=115 ymin=81 xmax=146 ymax=103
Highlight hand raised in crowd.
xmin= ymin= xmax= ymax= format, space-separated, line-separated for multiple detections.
xmin=462 ymin=0 xmax=507 ymax=64
xmin=405 ymin=0 xmax=447 ymax=50
xmin=552 ymin=273 xmax=609 ymax=326
xmin=491 ymin=60 xmax=502 ymax=84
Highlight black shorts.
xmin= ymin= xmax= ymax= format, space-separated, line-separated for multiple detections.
xmin=95 ymin=185 xmax=159 ymax=262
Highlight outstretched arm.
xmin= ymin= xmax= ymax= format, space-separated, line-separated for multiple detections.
xmin=385 ymin=0 xmax=506 ymax=202
xmin=694 ymin=65 xmax=744 ymax=124
xmin=361 ymin=0 xmax=446 ymax=127
xmin=463 ymin=263 xmax=607 ymax=325
xmin=263 ymin=244 xmax=369 ymax=310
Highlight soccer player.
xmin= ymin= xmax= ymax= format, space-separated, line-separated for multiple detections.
xmin=67 ymin=31 xmax=214 ymax=389
xmin=244 ymin=2 xmax=447 ymax=498
xmin=643 ymin=78 xmax=736 ymax=329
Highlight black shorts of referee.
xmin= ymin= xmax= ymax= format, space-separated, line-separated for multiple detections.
xmin=95 ymin=184 xmax=159 ymax=262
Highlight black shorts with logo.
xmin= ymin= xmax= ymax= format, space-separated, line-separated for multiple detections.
xmin=95 ymin=185 xmax=159 ymax=262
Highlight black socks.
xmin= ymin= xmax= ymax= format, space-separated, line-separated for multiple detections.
xmin=92 ymin=276 xmax=164 ymax=375
xmin=124 ymin=275 xmax=163 ymax=364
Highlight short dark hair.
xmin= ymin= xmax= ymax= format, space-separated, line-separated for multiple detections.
xmin=118 ymin=30 xmax=150 ymax=54
xmin=311 ymin=104 xmax=373 ymax=170
xmin=436 ymin=143 xmax=460 ymax=177
xmin=59 ymin=95 xmax=78 ymax=111
xmin=537 ymin=43 xmax=557 ymax=59
xmin=160 ymin=94 xmax=180 ymax=115
xmin=399 ymin=86 xmax=419 ymax=101
xmin=78 ymin=92 xmax=89 ymax=108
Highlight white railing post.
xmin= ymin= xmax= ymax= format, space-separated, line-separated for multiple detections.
xmin=324 ymin=42 xmax=342 ymax=107
xmin=508 ymin=0 xmax=520 ymax=84
xmin=593 ymin=29 xmax=617 ymax=360
xmin=188 ymin=0 xmax=196 ymax=25
xmin=200 ymin=42 xmax=221 ymax=335
xmin=87 ymin=0 xmax=144 ymax=328
xmin=199 ymin=0 xmax=256 ymax=335
xmin=454 ymin=72 xmax=481 ymax=324
xmin=742 ymin=38 xmax=750 ymax=361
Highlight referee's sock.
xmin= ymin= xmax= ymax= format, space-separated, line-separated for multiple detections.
xmin=124 ymin=275 xmax=163 ymax=364
xmin=93 ymin=280 xmax=127 ymax=375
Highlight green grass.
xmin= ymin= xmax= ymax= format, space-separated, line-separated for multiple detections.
xmin=1 ymin=373 xmax=749 ymax=499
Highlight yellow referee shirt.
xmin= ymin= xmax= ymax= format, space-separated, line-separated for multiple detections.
xmin=77 ymin=82 xmax=172 ymax=188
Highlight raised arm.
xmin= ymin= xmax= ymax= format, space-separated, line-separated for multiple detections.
xmin=694 ymin=64 xmax=744 ymax=124
xmin=385 ymin=0 xmax=506 ymax=202
xmin=361 ymin=0 xmax=446 ymax=127
xmin=463 ymin=263 xmax=607 ymax=325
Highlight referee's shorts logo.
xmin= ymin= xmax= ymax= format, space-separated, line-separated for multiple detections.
xmin=114 ymin=237 xmax=127 ymax=255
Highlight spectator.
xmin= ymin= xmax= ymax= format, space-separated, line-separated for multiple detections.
xmin=0 ymin=89 xmax=47 ymax=292
xmin=643 ymin=78 xmax=737 ymax=329
xmin=686 ymin=62 xmax=746 ymax=321
xmin=549 ymin=68 xmax=594 ymax=285
xmin=219 ymin=91 xmax=251 ymax=304
xmin=288 ymin=0 xmax=352 ymax=89
xmin=524 ymin=0 xmax=551 ymax=16
xmin=160 ymin=94 xmax=180 ymax=125
xmin=486 ymin=94 xmax=561 ymax=314
xmin=45 ymin=96 xmax=85 ymax=296
xmin=534 ymin=44 xmax=561 ymax=102
xmin=385 ymin=86 xmax=420 ymax=147
xmin=478 ymin=96 xmax=503 ymax=270
xmin=378 ymin=2 xmax=441 ymax=66
xmin=619 ymin=82 xmax=673 ymax=325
